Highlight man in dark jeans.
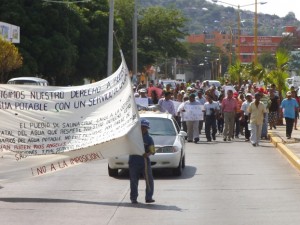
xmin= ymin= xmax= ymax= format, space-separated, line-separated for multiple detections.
xmin=280 ymin=91 xmax=299 ymax=139
xmin=129 ymin=119 xmax=155 ymax=204
xmin=203 ymin=95 xmax=220 ymax=142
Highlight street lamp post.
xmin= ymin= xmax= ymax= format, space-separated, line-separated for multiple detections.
xmin=254 ymin=0 xmax=258 ymax=64
xmin=211 ymin=0 xmax=267 ymax=64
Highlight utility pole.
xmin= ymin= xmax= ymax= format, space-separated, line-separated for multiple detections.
xmin=254 ymin=0 xmax=258 ymax=64
xmin=107 ymin=0 xmax=114 ymax=77
xmin=133 ymin=0 xmax=138 ymax=81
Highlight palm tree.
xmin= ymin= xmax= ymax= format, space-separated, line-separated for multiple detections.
xmin=267 ymin=48 xmax=290 ymax=124
xmin=246 ymin=62 xmax=268 ymax=84
xmin=267 ymin=48 xmax=290 ymax=99
xmin=228 ymin=60 xmax=245 ymax=86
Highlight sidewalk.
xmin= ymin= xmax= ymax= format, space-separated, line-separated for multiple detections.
xmin=268 ymin=123 xmax=300 ymax=171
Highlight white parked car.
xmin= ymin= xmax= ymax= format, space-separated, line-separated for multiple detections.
xmin=158 ymin=79 xmax=177 ymax=89
xmin=203 ymin=80 xmax=221 ymax=88
xmin=7 ymin=77 xmax=49 ymax=86
xmin=108 ymin=112 xmax=187 ymax=177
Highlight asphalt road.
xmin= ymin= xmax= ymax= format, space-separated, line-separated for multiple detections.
xmin=1 ymin=134 xmax=300 ymax=225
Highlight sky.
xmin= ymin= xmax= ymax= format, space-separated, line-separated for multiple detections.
xmin=211 ymin=0 xmax=300 ymax=20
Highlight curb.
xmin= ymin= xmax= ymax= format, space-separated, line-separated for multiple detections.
xmin=269 ymin=133 xmax=300 ymax=171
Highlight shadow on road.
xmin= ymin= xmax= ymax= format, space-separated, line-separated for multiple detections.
xmin=0 ymin=197 xmax=182 ymax=211
xmin=110 ymin=165 xmax=197 ymax=180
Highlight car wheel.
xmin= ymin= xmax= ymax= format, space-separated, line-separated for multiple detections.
xmin=182 ymin=155 xmax=185 ymax=169
xmin=108 ymin=165 xmax=118 ymax=177
xmin=173 ymin=160 xmax=182 ymax=176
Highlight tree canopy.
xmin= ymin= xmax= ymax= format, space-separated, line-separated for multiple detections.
xmin=0 ymin=37 xmax=22 ymax=83
xmin=0 ymin=0 xmax=110 ymax=85
xmin=0 ymin=0 xmax=189 ymax=85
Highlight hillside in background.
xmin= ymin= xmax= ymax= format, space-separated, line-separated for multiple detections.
xmin=140 ymin=0 xmax=300 ymax=36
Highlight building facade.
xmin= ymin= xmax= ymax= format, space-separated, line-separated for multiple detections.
xmin=187 ymin=26 xmax=300 ymax=64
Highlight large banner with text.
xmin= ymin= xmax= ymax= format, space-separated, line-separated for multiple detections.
xmin=0 ymin=55 xmax=144 ymax=184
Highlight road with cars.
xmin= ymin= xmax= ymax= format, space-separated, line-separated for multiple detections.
xmin=1 ymin=135 xmax=300 ymax=225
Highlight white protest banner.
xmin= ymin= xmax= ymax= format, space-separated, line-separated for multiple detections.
xmin=182 ymin=105 xmax=204 ymax=121
xmin=0 ymin=53 xmax=144 ymax=184
xmin=135 ymin=97 xmax=148 ymax=107
xmin=172 ymin=101 xmax=182 ymax=114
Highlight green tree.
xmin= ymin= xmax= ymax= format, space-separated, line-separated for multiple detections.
xmin=185 ymin=43 xmax=228 ymax=80
xmin=227 ymin=60 xmax=245 ymax=85
xmin=138 ymin=6 xmax=188 ymax=70
xmin=114 ymin=0 xmax=135 ymax=71
xmin=0 ymin=0 xmax=109 ymax=85
xmin=246 ymin=62 xmax=268 ymax=84
xmin=115 ymin=2 xmax=189 ymax=76
xmin=259 ymin=52 xmax=276 ymax=70
xmin=0 ymin=37 xmax=23 ymax=83
xmin=267 ymin=48 xmax=290 ymax=125
xmin=267 ymin=48 xmax=290 ymax=98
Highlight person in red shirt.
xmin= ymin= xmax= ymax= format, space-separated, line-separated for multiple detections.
xmin=221 ymin=90 xmax=237 ymax=141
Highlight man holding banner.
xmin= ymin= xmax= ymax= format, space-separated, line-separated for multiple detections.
xmin=180 ymin=93 xmax=203 ymax=143
xmin=129 ymin=119 xmax=155 ymax=204
xmin=0 ymin=54 xmax=145 ymax=185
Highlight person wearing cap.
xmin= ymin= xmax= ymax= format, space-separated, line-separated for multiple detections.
xmin=139 ymin=88 xmax=153 ymax=105
xmin=280 ymin=91 xmax=299 ymax=139
xmin=129 ymin=119 xmax=155 ymax=204
xmin=240 ymin=93 xmax=253 ymax=141
xmin=248 ymin=92 xmax=266 ymax=146
xmin=180 ymin=93 xmax=202 ymax=143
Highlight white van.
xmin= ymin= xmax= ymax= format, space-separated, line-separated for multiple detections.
xmin=7 ymin=77 xmax=49 ymax=86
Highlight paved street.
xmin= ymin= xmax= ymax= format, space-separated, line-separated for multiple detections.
xmin=1 ymin=134 xmax=300 ymax=225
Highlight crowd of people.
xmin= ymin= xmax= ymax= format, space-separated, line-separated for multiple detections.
xmin=133 ymin=79 xmax=300 ymax=146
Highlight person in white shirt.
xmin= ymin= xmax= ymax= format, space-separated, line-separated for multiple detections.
xmin=240 ymin=93 xmax=253 ymax=142
xmin=179 ymin=93 xmax=202 ymax=143
xmin=196 ymin=90 xmax=206 ymax=134
xmin=203 ymin=94 xmax=220 ymax=141
xmin=177 ymin=95 xmax=189 ymax=136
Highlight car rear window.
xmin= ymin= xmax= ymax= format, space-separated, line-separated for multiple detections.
xmin=143 ymin=117 xmax=177 ymax=136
